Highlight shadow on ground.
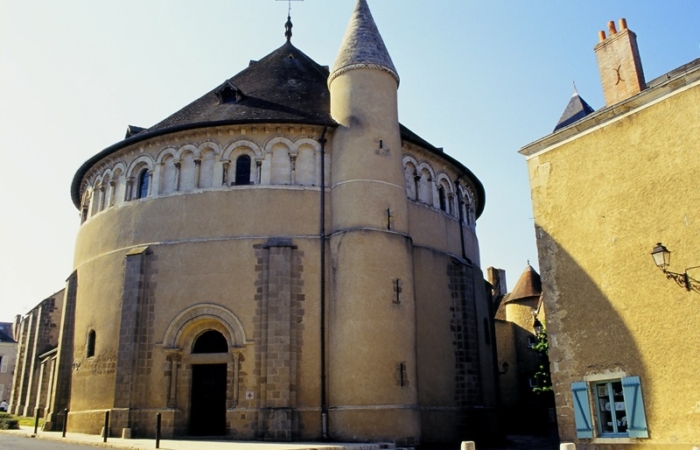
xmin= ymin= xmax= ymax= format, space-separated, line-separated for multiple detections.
xmin=418 ymin=434 xmax=557 ymax=450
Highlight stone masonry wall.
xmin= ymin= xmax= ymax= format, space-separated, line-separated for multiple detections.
xmin=252 ymin=238 xmax=306 ymax=441
xmin=447 ymin=261 xmax=482 ymax=408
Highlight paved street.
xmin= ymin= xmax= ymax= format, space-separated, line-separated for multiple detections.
xmin=1 ymin=427 xmax=557 ymax=450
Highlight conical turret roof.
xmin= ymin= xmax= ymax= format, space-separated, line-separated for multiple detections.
xmin=506 ymin=264 xmax=542 ymax=303
xmin=329 ymin=0 xmax=399 ymax=86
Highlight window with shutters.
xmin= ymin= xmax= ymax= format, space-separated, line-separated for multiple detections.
xmin=571 ymin=376 xmax=649 ymax=439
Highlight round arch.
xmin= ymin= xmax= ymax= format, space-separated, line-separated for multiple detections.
xmin=161 ymin=303 xmax=248 ymax=350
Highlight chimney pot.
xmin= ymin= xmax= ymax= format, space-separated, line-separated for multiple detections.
xmin=598 ymin=30 xmax=606 ymax=42
xmin=595 ymin=19 xmax=646 ymax=106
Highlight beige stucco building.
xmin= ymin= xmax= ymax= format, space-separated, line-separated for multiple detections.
xmin=0 ymin=322 xmax=18 ymax=406
xmin=521 ymin=19 xmax=700 ymax=449
xmin=18 ymin=1 xmax=498 ymax=444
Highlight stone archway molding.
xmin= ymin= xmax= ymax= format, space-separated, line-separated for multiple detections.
xmin=160 ymin=303 xmax=251 ymax=349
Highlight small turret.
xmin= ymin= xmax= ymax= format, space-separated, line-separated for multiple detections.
xmin=326 ymin=0 xmax=420 ymax=442
xmin=328 ymin=0 xmax=406 ymax=232
xmin=328 ymin=0 xmax=399 ymax=87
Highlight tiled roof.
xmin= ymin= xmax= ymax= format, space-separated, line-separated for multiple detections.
xmin=506 ymin=264 xmax=542 ymax=303
xmin=150 ymin=41 xmax=335 ymax=131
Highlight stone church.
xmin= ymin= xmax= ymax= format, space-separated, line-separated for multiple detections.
xmin=11 ymin=0 xmax=498 ymax=444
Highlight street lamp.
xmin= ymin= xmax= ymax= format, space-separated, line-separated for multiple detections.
xmin=651 ymin=243 xmax=700 ymax=294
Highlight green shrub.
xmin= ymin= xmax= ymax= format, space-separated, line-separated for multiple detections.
xmin=0 ymin=414 xmax=20 ymax=430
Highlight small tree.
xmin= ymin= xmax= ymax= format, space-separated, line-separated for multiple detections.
xmin=532 ymin=328 xmax=553 ymax=395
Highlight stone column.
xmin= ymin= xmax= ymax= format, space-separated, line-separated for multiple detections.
xmin=165 ymin=351 xmax=181 ymax=408
xmin=174 ymin=161 xmax=182 ymax=191
xmin=222 ymin=161 xmax=230 ymax=186
xmin=194 ymin=159 xmax=202 ymax=189
xmin=255 ymin=159 xmax=263 ymax=185
xmin=125 ymin=177 xmax=134 ymax=202
xmin=289 ymin=153 xmax=297 ymax=185
xmin=413 ymin=171 xmax=421 ymax=201
xmin=230 ymin=351 xmax=240 ymax=409
xmin=147 ymin=170 xmax=154 ymax=197
xmin=109 ymin=181 xmax=117 ymax=207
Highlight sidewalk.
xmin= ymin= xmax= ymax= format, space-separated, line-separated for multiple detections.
xmin=1 ymin=426 xmax=390 ymax=450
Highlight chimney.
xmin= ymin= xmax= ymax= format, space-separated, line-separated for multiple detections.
xmin=594 ymin=18 xmax=646 ymax=106
xmin=487 ymin=267 xmax=508 ymax=297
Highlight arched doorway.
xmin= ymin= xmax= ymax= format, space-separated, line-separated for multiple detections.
xmin=189 ymin=330 xmax=228 ymax=436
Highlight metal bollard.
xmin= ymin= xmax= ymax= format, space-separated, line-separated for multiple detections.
xmin=560 ymin=444 xmax=576 ymax=450
xmin=460 ymin=441 xmax=476 ymax=450
xmin=33 ymin=407 xmax=40 ymax=435
xmin=155 ymin=413 xmax=161 ymax=449
xmin=62 ymin=409 xmax=68 ymax=437
xmin=103 ymin=411 xmax=110 ymax=443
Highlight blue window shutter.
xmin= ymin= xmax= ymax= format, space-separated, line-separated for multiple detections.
xmin=571 ymin=381 xmax=594 ymax=438
xmin=622 ymin=376 xmax=649 ymax=438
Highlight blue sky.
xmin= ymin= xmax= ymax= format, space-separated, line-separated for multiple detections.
xmin=1 ymin=0 xmax=699 ymax=320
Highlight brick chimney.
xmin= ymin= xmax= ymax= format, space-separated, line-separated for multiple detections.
xmin=594 ymin=18 xmax=646 ymax=106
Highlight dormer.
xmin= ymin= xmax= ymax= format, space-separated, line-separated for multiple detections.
xmin=216 ymin=80 xmax=245 ymax=104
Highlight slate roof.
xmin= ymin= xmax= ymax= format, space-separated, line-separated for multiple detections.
xmin=506 ymin=264 xmax=542 ymax=303
xmin=329 ymin=0 xmax=399 ymax=86
xmin=553 ymin=92 xmax=595 ymax=131
xmin=150 ymin=41 xmax=334 ymax=131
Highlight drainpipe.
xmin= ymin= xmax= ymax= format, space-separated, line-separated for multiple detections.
xmin=317 ymin=127 xmax=329 ymax=439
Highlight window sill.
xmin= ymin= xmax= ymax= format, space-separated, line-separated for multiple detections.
xmin=592 ymin=437 xmax=633 ymax=444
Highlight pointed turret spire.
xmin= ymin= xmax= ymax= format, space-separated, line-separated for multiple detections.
xmin=329 ymin=0 xmax=399 ymax=86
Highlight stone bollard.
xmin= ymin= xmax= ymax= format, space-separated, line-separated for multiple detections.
xmin=460 ymin=442 xmax=476 ymax=450
xmin=560 ymin=444 xmax=576 ymax=450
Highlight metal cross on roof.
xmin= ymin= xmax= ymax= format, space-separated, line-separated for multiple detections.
xmin=277 ymin=0 xmax=304 ymax=41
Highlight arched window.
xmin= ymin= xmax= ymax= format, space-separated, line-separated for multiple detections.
xmin=192 ymin=330 xmax=229 ymax=354
xmin=137 ymin=169 xmax=150 ymax=199
xmin=438 ymin=186 xmax=447 ymax=211
xmin=234 ymin=155 xmax=251 ymax=185
xmin=87 ymin=330 xmax=96 ymax=358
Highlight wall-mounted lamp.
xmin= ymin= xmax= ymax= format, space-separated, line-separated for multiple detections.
xmin=533 ymin=318 xmax=544 ymax=337
xmin=650 ymin=243 xmax=700 ymax=294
